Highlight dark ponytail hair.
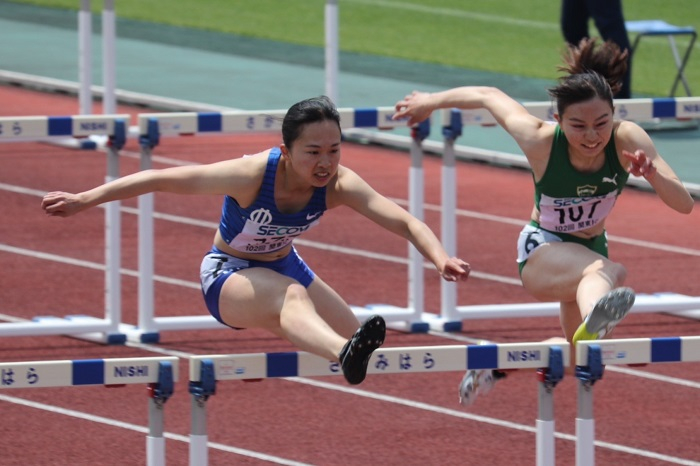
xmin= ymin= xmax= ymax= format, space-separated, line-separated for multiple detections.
xmin=548 ymin=38 xmax=628 ymax=116
xmin=282 ymin=96 xmax=341 ymax=148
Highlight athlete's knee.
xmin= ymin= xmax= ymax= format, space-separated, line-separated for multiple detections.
xmin=601 ymin=259 xmax=627 ymax=287
xmin=283 ymin=282 xmax=313 ymax=307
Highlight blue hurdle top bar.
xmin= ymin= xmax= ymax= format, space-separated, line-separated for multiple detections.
xmin=576 ymin=336 xmax=700 ymax=366
xmin=189 ymin=343 xmax=569 ymax=382
xmin=0 ymin=114 xmax=130 ymax=140
xmin=0 ymin=357 xmax=178 ymax=389
xmin=446 ymin=97 xmax=700 ymax=127
xmin=137 ymin=107 xmax=408 ymax=137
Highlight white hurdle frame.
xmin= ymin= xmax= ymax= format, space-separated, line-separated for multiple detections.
xmin=575 ymin=336 xmax=700 ymax=466
xmin=0 ymin=114 xmax=129 ymax=343
xmin=77 ymin=0 xmax=118 ymax=115
xmin=0 ymin=356 xmax=178 ymax=466
xmin=121 ymin=98 xmax=700 ymax=339
xmin=123 ymin=107 xmax=433 ymax=343
xmin=187 ymin=342 xmax=568 ymax=466
xmin=430 ymin=96 xmax=700 ymax=331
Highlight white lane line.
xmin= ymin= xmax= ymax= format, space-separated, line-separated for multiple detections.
xmin=0 ymin=393 xmax=311 ymax=466
xmin=343 ymin=0 xmax=699 ymax=51
xmin=132 ymin=340 xmax=700 ymax=466
xmin=344 ymin=0 xmax=560 ymax=30
xmin=288 ymin=377 xmax=700 ymax=466
xmin=3 ymin=180 xmax=699 ymax=258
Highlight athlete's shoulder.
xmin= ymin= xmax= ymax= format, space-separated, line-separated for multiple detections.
xmin=613 ymin=120 xmax=655 ymax=153
xmin=614 ymin=119 xmax=648 ymax=141
xmin=231 ymin=149 xmax=274 ymax=171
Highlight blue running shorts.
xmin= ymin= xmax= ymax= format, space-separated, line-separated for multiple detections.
xmin=199 ymin=246 xmax=315 ymax=327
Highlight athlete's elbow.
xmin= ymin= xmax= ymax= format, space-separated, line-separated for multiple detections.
xmin=679 ymin=201 xmax=694 ymax=214
xmin=671 ymin=197 xmax=694 ymax=214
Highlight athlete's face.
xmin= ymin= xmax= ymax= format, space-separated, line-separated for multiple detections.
xmin=556 ymin=97 xmax=614 ymax=160
xmin=283 ymin=119 xmax=341 ymax=187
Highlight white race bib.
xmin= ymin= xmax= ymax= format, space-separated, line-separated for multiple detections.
xmin=229 ymin=218 xmax=316 ymax=253
xmin=538 ymin=191 xmax=617 ymax=233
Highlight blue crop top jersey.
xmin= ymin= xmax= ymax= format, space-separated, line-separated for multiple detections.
xmin=218 ymin=147 xmax=327 ymax=254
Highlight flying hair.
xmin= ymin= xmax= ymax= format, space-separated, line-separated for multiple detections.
xmin=548 ymin=38 xmax=629 ymax=116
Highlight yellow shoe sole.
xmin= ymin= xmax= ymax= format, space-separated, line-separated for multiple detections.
xmin=573 ymin=287 xmax=635 ymax=345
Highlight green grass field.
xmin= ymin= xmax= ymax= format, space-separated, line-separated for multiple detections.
xmin=8 ymin=0 xmax=700 ymax=97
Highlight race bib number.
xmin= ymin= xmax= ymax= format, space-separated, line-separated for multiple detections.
xmin=538 ymin=191 xmax=617 ymax=233
xmin=229 ymin=218 xmax=314 ymax=253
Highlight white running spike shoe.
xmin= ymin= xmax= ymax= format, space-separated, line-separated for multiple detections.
xmin=573 ymin=287 xmax=635 ymax=345
xmin=458 ymin=369 xmax=496 ymax=407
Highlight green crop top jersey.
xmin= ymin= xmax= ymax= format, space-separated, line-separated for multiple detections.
xmin=533 ymin=125 xmax=629 ymax=234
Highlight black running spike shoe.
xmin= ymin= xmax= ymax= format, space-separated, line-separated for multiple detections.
xmin=339 ymin=315 xmax=386 ymax=385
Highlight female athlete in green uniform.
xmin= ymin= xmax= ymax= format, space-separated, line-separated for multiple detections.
xmin=393 ymin=38 xmax=693 ymax=405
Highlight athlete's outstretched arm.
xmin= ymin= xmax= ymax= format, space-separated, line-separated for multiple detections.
xmin=329 ymin=166 xmax=470 ymax=282
xmin=617 ymin=122 xmax=693 ymax=214
xmin=42 ymin=155 xmax=264 ymax=217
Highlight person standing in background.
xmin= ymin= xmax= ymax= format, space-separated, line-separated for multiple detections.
xmin=561 ymin=0 xmax=632 ymax=98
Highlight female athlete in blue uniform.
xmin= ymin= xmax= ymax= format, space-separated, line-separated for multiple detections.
xmin=42 ymin=96 xmax=470 ymax=385
xmin=393 ymin=38 xmax=693 ymax=404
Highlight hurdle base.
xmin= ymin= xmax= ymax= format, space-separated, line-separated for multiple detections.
xmin=59 ymin=331 xmax=126 ymax=345
xmin=72 ymin=331 xmax=127 ymax=345
xmin=120 ymin=315 xmax=230 ymax=343
xmin=39 ymin=136 xmax=98 ymax=150
xmin=0 ymin=314 xmax=126 ymax=344
xmin=62 ymin=315 xmax=126 ymax=344
xmin=358 ymin=304 xmax=430 ymax=333
xmin=385 ymin=320 xmax=431 ymax=333
xmin=428 ymin=317 xmax=463 ymax=332
xmin=119 ymin=324 xmax=161 ymax=344
xmin=354 ymin=304 xmax=463 ymax=333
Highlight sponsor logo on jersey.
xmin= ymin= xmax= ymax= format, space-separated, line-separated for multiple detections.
xmin=249 ymin=208 xmax=273 ymax=225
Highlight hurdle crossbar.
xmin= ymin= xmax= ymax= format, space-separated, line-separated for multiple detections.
xmin=0 ymin=114 xmax=129 ymax=343
xmin=574 ymin=336 xmax=700 ymax=466
xmin=123 ymin=107 xmax=431 ymax=344
xmin=187 ymin=343 xmax=567 ymax=466
xmin=0 ymin=356 xmax=178 ymax=466
xmin=448 ymin=96 xmax=700 ymax=127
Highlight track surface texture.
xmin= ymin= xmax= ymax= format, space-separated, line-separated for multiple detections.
xmin=1 ymin=85 xmax=699 ymax=465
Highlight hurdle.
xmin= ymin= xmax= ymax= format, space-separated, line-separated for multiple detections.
xmin=119 ymin=107 xmax=433 ymax=343
xmin=426 ymin=97 xmax=700 ymax=331
xmin=0 ymin=114 xmax=129 ymax=343
xmin=575 ymin=336 xmax=700 ymax=466
xmin=114 ymin=99 xmax=700 ymax=339
xmin=188 ymin=342 xmax=567 ymax=466
xmin=0 ymin=356 xmax=177 ymax=466
xmin=77 ymin=0 xmax=118 ymax=115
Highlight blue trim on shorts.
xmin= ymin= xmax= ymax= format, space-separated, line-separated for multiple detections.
xmin=202 ymin=269 xmax=232 ymax=326
xmin=201 ymin=246 xmax=315 ymax=328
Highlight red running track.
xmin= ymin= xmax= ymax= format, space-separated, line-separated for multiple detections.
xmin=1 ymin=84 xmax=700 ymax=465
